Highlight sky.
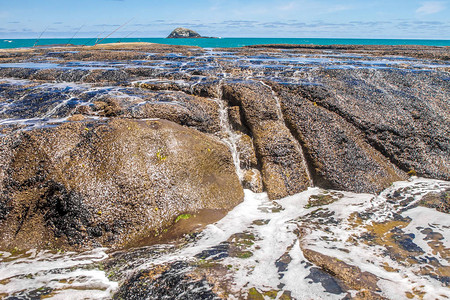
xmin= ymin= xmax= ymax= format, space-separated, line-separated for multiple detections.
xmin=0 ymin=0 xmax=449 ymax=39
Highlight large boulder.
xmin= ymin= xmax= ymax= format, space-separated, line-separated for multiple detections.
xmin=0 ymin=118 xmax=243 ymax=250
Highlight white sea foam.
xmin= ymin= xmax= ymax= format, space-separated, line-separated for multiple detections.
xmin=1 ymin=178 xmax=448 ymax=299
xmin=142 ymin=177 xmax=449 ymax=299
xmin=0 ymin=248 xmax=117 ymax=299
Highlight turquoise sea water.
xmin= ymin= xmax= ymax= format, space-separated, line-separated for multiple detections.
xmin=1 ymin=37 xmax=450 ymax=49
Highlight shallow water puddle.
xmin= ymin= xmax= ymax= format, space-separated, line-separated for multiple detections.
xmin=1 ymin=177 xmax=449 ymax=299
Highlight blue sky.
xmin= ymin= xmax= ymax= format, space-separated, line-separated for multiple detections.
xmin=0 ymin=0 xmax=449 ymax=39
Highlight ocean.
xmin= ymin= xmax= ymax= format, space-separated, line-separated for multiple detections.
xmin=1 ymin=37 xmax=450 ymax=49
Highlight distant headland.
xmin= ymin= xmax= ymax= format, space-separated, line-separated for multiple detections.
xmin=167 ymin=27 xmax=218 ymax=39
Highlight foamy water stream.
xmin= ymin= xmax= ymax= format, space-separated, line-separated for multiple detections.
xmin=1 ymin=177 xmax=448 ymax=299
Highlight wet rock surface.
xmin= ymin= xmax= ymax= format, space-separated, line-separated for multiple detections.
xmin=1 ymin=43 xmax=448 ymax=202
xmin=418 ymin=189 xmax=449 ymax=213
xmin=274 ymin=68 xmax=450 ymax=182
xmin=275 ymin=83 xmax=407 ymax=193
xmin=113 ymin=261 xmax=220 ymax=300
xmin=0 ymin=43 xmax=449 ymax=299
xmin=301 ymin=248 xmax=384 ymax=299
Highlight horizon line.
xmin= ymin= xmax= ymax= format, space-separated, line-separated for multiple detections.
xmin=2 ymin=37 xmax=450 ymax=41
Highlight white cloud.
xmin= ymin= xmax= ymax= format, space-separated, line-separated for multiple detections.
xmin=279 ymin=2 xmax=296 ymax=11
xmin=327 ymin=4 xmax=353 ymax=13
xmin=416 ymin=1 xmax=446 ymax=14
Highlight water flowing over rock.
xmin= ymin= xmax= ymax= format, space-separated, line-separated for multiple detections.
xmin=221 ymin=81 xmax=311 ymax=199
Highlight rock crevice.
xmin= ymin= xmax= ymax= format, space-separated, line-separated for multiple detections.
xmin=221 ymin=81 xmax=311 ymax=199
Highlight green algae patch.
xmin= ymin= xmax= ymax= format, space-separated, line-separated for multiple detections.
xmin=305 ymin=191 xmax=344 ymax=209
xmin=252 ymin=219 xmax=270 ymax=226
xmin=407 ymin=169 xmax=417 ymax=176
xmin=236 ymin=251 xmax=253 ymax=259
xmin=227 ymin=232 xmax=256 ymax=259
xmin=156 ymin=148 xmax=168 ymax=161
xmin=194 ymin=259 xmax=218 ymax=269
xmin=264 ymin=290 xmax=279 ymax=299
xmin=175 ymin=214 xmax=193 ymax=223
xmin=248 ymin=288 xmax=289 ymax=300
xmin=247 ymin=288 xmax=264 ymax=300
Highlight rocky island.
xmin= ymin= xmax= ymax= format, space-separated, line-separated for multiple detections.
xmin=0 ymin=42 xmax=449 ymax=299
xmin=167 ymin=27 xmax=217 ymax=38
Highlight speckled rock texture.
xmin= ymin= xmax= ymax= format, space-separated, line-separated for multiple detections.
xmin=274 ymin=83 xmax=407 ymax=193
xmin=273 ymin=66 xmax=450 ymax=183
xmin=0 ymin=118 xmax=243 ymax=250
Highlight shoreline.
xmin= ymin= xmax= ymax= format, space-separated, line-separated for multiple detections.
xmin=1 ymin=42 xmax=448 ymax=62
xmin=1 ymin=37 xmax=450 ymax=50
